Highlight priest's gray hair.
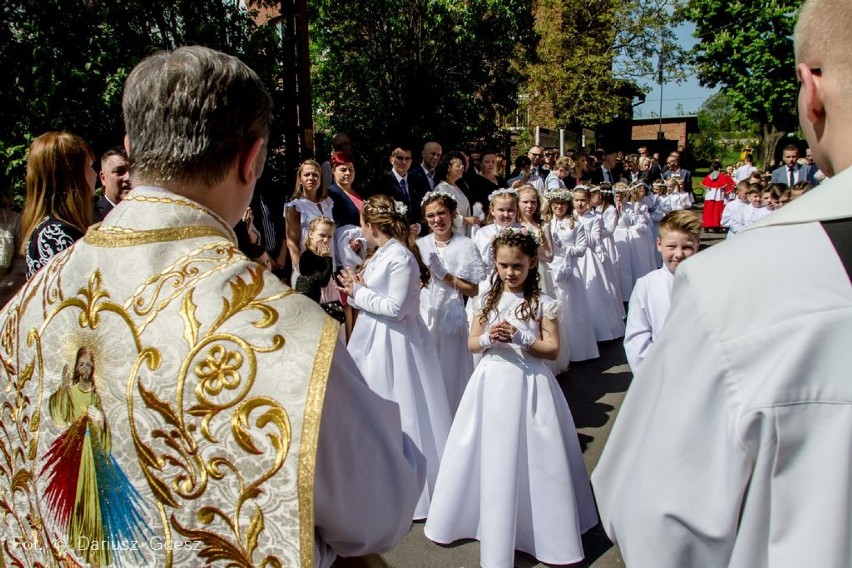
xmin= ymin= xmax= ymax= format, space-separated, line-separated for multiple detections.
xmin=122 ymin=46 xmax=273 ymax=187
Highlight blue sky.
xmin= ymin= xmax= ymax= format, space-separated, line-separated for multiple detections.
xmin=632 ymin=22 xmax=718 ymax=118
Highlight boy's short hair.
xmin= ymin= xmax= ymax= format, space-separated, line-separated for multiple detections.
xmin=768 ymin=183 xmax=792 ymax=200
xmin=791 ymin=180 xmax=813 ymax=194
xmin=735 ymin=180 xmax=751 ymax=193
xmin=658 ymin=210 xmax=701 ymax=241
xmin=747 ymin=184 xmax=763 ymax=195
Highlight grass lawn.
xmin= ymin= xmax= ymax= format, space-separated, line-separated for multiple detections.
xmin=692 ymin=167 xmax=708 ymax=200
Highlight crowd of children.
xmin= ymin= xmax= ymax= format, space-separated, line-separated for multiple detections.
xmin=283 ymin=164 xmax=716 ymax=566
xmin=279 ymin=146 xmax=820 ymax=566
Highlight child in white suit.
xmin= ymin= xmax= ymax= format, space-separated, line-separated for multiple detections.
xmin=624 ymin=210 xmax=701 ymax=370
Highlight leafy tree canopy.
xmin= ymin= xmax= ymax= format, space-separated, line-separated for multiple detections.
xmin=1 ymin=0 xmax=284 ymax=199
xmin=525 ymin=0 xmax=686 ymax=130
xmin=309 ymin=0 xmax=537 ymax=184
xmin=678 ymin=0 xmax=803 ymax=167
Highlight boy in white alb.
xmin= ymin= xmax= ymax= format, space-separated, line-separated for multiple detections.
xmin=721 ymin=181 xmax=750 ymax=238
xmin=624 ymin=210 xmax=701 ymax=370
xmin=739 ymin=184 xmax=773 ymax=230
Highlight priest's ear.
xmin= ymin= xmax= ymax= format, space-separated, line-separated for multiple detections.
xmin=797 ymin=64 xmax=825 ymax=127
xmin=239 ymin=137 xmax=267 ymax=186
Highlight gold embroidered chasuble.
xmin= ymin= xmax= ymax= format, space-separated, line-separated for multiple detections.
xmin=0 ymin=187 xmax=336 ymax=567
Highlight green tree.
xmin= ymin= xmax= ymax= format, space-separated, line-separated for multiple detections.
xmin=524 ymin=0 xmax=686 ymax=131
xmin=691 ymin=92 xmax=759 ymax=164
xmin=1 ymin=0 xmax=284 ymax=200
xmin=309 ymin=0 xmax=536 ymax=186
xmin=679 ymin=0 xmax=803 ymax=169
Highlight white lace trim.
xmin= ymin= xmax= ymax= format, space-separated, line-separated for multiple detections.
xmin=542 ymin=297 xmax=563 ymax=321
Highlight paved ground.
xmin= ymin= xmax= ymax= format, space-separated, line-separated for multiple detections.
xmin=378 ymin=338 xmax=631 ymax=568
xmin=338 ymin=222 xmax=725 ymax=568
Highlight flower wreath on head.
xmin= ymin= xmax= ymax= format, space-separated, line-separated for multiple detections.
xmin=367 ymin=199 xmax=408 ymax=217
xmin=669 ymin=172 xmax=683 ymax=182
xmin=488 ymin=187 xmax=519 ymax=202
xmin=628 ymin=181 xmax=647 ymax=193
xmin=594 ymin=182 xmax=614 ymax=195
xmin=545 ymin=189 xmax=574 ymax=203
xmin=496 ymin=225 xmax=540 ymax=245
xmin=612 ymin=182 xmax=631 ymax=194
xmin=573 ymin=184 xmax=592 ymax=193
xmin=421 ymin=188 xmax=458 ymax=207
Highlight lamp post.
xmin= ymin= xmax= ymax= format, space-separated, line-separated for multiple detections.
xmin=657 ymin=35 xmax=665 ymax=141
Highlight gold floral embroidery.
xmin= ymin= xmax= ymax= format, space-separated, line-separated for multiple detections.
xmin=1 ymin=233 xmax=322 ymax=567
xmin=121 ymin=194 xmax=234 ymax=237
xmin=84 ymin=226 xmax=229 ymax=248
xmin=197 ymin=345 xmax=244 ymax=397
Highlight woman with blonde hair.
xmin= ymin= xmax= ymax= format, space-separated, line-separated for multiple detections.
xmin=285 ymin=159 xmax=333 ymax=280
xmin=22 ymin=132 xmax=95 ymax=280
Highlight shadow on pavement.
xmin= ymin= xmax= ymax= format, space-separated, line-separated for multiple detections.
xmin=557 ymin=340 xmax=632 ymax=453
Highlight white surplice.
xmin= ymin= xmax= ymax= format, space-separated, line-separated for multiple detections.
xmin=347 ymin=238 xmax=452 ymax=519
xmin=592 ymin=167 xmax=852 ymax=568
xmin=721 ymin=198 xmax=747 ymax=238
xmin=623 ymin=265 xmax=674 ymax=370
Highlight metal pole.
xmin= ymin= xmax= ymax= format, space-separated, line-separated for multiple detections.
xmin=657 ymin=36 xmax=664 ymax=139
xmin=295 ymin=0 xmax=313 ymax=159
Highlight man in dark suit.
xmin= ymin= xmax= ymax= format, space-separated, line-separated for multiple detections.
xmin=620 ymin=154 xmax=650 ymax=187
xmin=662 ymin=152 xmax=694 ymax=199
xmin=374 ymin=145 xmax=430 ymax=235
xmin=408 ymin=141 xmax=442 ymax=190
xmin=596 ymin=151 xmax=620 ymax=184
xmin=93 ymin=147 xmax=131 ymax=222
xmin=527 ymin=145 xmax=549 ymax=179
xmin=771 ymin=144 xmax=819 ymax=186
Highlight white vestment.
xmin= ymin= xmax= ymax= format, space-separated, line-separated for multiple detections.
xmin=0 ymin=187 xmax=424 ymax=568
xmin=592 ymin=167 xmax=852 ymax=567
xmin=721 ymin=198 xmax=747 ymax=237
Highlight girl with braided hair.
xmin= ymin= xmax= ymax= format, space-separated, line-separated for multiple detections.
xmin=425 ymin=228 xmax=597 ymax=567
xmin=337 ymin=193 xmax=451 ymax=520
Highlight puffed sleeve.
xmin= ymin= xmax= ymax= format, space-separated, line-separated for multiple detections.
xmin=314 ymin=340 xmax=426 ymax=565
xmin=541 ymin=296 xmax=563 ymax=321
xmin=592 ymin=267 xmax=751 ymax=567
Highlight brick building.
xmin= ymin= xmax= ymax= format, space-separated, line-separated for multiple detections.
xmin=630 ymin=116 xmax=699 ymax=157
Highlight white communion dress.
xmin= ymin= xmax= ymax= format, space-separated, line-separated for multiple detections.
xmin=347 ymin=238 xmax=452 ymax=519
xmin=416 ymin=233 xmax=487 ymax=416
xmin=425 ymin=292 xmax=598 ymax=567
xmin=549 ymin=216 xmax=599 ymax=367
